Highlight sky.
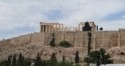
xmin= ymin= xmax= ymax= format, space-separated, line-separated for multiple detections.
xmin=0 ymin=0 xmax=125 ymax=40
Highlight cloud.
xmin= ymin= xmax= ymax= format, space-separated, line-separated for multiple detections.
xmin=0 ymin=0 xmax=125 ymax=39
xmin=103 ymin=10 xmax=125 ymax=21
xmin=123 ymin=14 xmax=125 ymax=18
xmin=97 ymin=19 xmax=125 ymax=30
xmin=44 ymin=9 xmax=65 ymax=20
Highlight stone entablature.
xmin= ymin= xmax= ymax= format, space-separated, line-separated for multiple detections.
xmin=40 ymin=22 xmax=97 ymax=32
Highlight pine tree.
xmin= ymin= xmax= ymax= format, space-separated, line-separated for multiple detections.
xmin=7 ymin=55 xmax=12 ymax=66
xmin=50 ymin=53 xmax=57 ymax=62
xmin=97 ymin=25 xmax=98 ymax=31
xmin=88 ymin=32 xmax=92 ymax=55
xmin=75 ymin=51 xmax=79 ymax=63
xmin=62 ymin=55 xmax=65 ymax=62
xmin=23 ymin=60 xmax=31 ymax=66
xmin=50 ymin=33 xmax=56 ymax=47
xmin=50 ymin=37 xmax=56 ymax=47
xmin=12 ymin=54 xmax=17 ymax=66
xmin=4 ymin=60 xmax=8 ymax=66
xmin=18 ymin=53 xmax=24 ymax=66
xmin=82 ymin=22 xmax=92 ymax=31
xmin=49 ymin=53 xmax=57 ymax=66
xmin=34 ymin=53 xmax=43 ymax=66
xmin=99 ymin=27 xmax=103 ymax=31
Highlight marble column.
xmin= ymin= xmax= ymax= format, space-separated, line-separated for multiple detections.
xmin=79 ymin=24 xmax=81 ymax=31
xmin=52 ymin=24 xmax=54 ymax=31
xmin=41 ymin=25 xmax=42 ymax=32
xmin=47 ymin=25 xmax=48 ymax=32
xmin=79 ymin=24 xmax=80 ymax=31
xmin=41 ymin=25 xmax=43 ymax=32
xmin=42 ymin=25 xmax=43 ymax=32
xmin=62 ymin=24 xmax=64 ymax=31
xmin=61 ymin=24 xmax=63 ymax=31
xmin=49 ymin=25 xmax=52 ymax=32
xmin=43 ymin=25 xmax=45 ymax=32
xmin=56 ymin=24 xmax=57 ymax=31
xmin=59 ymin=24 xmax=61 ymax=31
xmin=45 ymin=25 xmax=47 ymax=32
xmin=53 ymin=24 xmax=55 ymax=31
xmin=48 ymin=24 xmax=50 ymax=32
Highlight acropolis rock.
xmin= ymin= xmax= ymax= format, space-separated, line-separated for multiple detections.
xmin=0 ymin=22 xmax=125 ymax=63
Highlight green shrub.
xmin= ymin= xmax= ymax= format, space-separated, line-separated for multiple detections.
xmin=50 ymin=38 xmax=56 ymax=47
xmin=59 ymin=41 xmax=72 ymax=48
xmin=75 ymin=64 xmax=81 ymax=66
xmin=75 ymin=51 xmax=79 ymax=63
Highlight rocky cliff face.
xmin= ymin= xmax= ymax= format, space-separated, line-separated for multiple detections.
xmin=0 ymin=42 xmax=86 ymax=62
xmin=107 ymin=47 xmax=125 ymax=63
xmin=1 ymin=31 xmax=125 ymax=63
xmin=1 ymin=40 xmax=125 ymax=63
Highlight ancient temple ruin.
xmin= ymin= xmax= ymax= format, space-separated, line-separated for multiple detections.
xmin=40 ymin=22 xmax=97 ymax=32
xmin=40 ymin=22 xmax=64 ymax=32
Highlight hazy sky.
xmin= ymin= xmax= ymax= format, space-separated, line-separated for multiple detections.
xmin=0 ymin=0 xmax=125 ymax=39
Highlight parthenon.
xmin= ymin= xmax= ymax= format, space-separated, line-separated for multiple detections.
xmin=40 ymin=22 xmax=97 ymax=32
xmin=40 ymin=22 xmax=64 ymax=32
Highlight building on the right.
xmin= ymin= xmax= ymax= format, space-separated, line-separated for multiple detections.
xmin=78 ymin=22 xmax=97 ymax=31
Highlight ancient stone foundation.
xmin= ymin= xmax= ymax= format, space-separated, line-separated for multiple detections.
xmin=1 ymin=30 xmax=125 ymax=50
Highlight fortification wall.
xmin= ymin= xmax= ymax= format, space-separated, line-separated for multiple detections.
xmin=74 ymin=32 xmax=84 ymax=47
xmin=1 ymin=30 xmax=125 ymax=50
xmin=50 ymin=31 xmax=119 ymax=49
xmin=119 ymin=30 xmax=125 ymax=47
xmin=64 ymin=32 xmax=75 ymax=45
xmin=94 ymin=31 xmax=119 ymax=49
xmin=0 ymin=32 xmax=45 ymax=45
xmin=47 ymin=31 xmax=122 ymax=50
xmin=30 ymin=32 xmax=45 ymax=45
xmin=54 ymin=32 xmax=65 ymax=45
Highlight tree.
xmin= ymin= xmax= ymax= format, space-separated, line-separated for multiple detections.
xmin=7 ymin=55 xmax=12 ymax=66
xmin=99 ymin=27 xmax=103 ymax=31
xmin=82 ymin=22 xmax=92 ymax=31
xmin=99 ymin=49 xmax=113 ymax=64
xmin=12 ymin=54 xmax=17 ymax=66
xmin=34 ymin=53 xmax=43 ymax=66
xmin=18 ymin=53 xmax=24 ymax=66
xmin=50 ymin=53 xmax=57 ymax=62
xmin=87 ymin=32 xmax=92 ymax=66
xmin=59 ymin=41 xmax=72 ymax=48
xmin=97 ymin=25 xmax=98 ymax=31
xmin=88 ymin=32 xmax=92 ymax=55
xmin=50 ymin=37 xmax=56 ymax=47
xmin=4 ymin=60 xmax=8 ymax=66
xmin=49 ymin=53 xmax=57 ymax=66
xmin=0 ymin=54 xmax=31 ymax=66
xmin=0 ymin=60 xmax=6 ymax=66
xmin=62 ymin=55 xmax=65 ymax=62
xmin=50 ymin=33 xmax=56 ymax=47
xmin=84 ymin=48 xmax=113 ymax=66
xmin=75 ymin=51 xmax=79 ymax=63
xmin=18 ymin=53 xmax=23 ymax=63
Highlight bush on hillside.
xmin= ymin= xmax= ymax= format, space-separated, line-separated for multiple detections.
xmin=59 ymin=41 xmax=72 ymax=48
